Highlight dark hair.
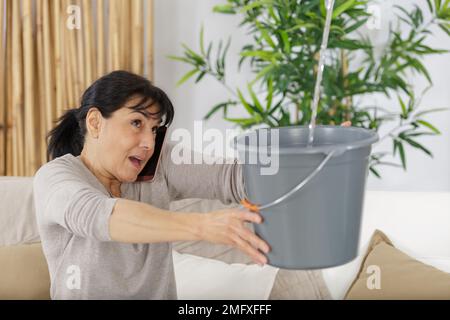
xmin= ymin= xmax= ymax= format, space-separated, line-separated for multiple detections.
xmin=46 ymin=70 xmax=174 ymax=161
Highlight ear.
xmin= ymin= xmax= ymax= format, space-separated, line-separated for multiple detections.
xmin=85 ymin=107 xmax=102 ymax=139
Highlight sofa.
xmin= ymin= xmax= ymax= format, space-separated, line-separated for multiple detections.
xmin=1 ymin=176 xmax=449 ymax=299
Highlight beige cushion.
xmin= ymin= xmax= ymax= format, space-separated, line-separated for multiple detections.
xmin=345 ymin=230 xmax=450 ymax=300
xmin=0 ymin=242 xmax=50 ymax=300
xmin=170 ymin=198 xmax=331 ymax=300
xmin=0 ymin=177 xmax=40 ymax=246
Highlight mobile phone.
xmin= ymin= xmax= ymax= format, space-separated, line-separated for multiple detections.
xmin=136 ymin=126 xmax=167 ymax=182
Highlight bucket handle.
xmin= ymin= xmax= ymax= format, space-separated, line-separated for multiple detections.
xmin=240 ymin=147 xmax=344 ymax=213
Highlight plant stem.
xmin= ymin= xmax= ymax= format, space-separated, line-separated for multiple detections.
xmin=219 ymin=80 xmax=238 ymax=98
xmin=201 ymin=63 xmax=237 ymax=98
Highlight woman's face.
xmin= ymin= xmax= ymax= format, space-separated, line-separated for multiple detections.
xmin=96 ymin=96 xmax=163 ymax=183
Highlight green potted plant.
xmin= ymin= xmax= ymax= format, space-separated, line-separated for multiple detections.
xmin=169 ymin=0 xmax=450 ymax=177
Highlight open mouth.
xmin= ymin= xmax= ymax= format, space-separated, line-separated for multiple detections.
xmin=129 ymin=156 xmax=143 ymax=169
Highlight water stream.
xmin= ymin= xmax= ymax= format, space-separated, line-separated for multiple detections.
xmin=307 ymin=0 xmax=336 ymax=146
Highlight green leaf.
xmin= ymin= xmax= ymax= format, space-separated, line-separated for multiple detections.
xmin=369 ymin=166 xmax=381 ymax=178
xmin=221 ymin=37 xmax=231 ymax=71
xmin=287 ymin=21 xmax=318 ymax=32
xmin=200 ymin=25 xmax=205 ymax=56
xmin=268 ymin=5 xmax=279 ymax=23
xmin=224 ymin=117 xmax=260 ymax=128
xmin=427 ymin=0 xmax=434 ymax=13
xmin=176 ymin=69 xmax=198 ymax=86
xmin=413 ymin=44 xmax=448 ymax=55
xmin=394 ymin=5 xmax=413 ymax=24
xmin=445 ymin=0 xmax=450 ymax=10
xmin=330 ymin=25 xmax=347 ymax=35
xmin=320 ymin=0 xmax=326 ymax=17
xmin=279 ymin=30 xmax=290 ymax=54
xmin=247 ymin=84 xmax=264 ymax=113
xmin=213 ymin=4 xmax=236 ymax=14
xmin=397 ymin=95 xmax=408 ymax=118
xmin=398 ymin=141 xmax=406 ymax=169
xmin=240 ymin=50 xmax=276 ymax=60
xmin=416 ymin=119 xmax=441 ymax=134
xmin=404 ymin=131 xmax=437 ymax=137
xmin=405 ymin=56 xmax=432 ymax=84
xmin=240 ymin=0 xmax=274 ymax=13
xmin=438 ymin=23 xmax=450 ymax=36
xmin=344 ymin=18 xmax=369 ymax=33
xmin=256 ymin=21 xmax=276 ymax=48
xmin=435 ymin=0 xmax=442 ymax=11
xmin=268 ymin=100 xmax=282 ymax=116
xmin=181 ymin=44 xmax=205 ymax=66
xmin=195 ymin=71 xmax=206 ymax=83
xmin=204 ymin=102 xmax=233 ymax=120
xmin=250 ymin=64 xmax=274 ymax=86
xmin=382 ymin=72 xmax=410 ymax=95
xmin=266 ymin=78 xmax=273 ymax=111
xmin=331 ymin=39 xmax=372 ymax=50
xmin=237 ymin=89 xmax=255 ymax=115
xmin=278 ymin=107 xmax=291 ymax=126
xmin=377 ymin=162 xmax=403 ymax=168
xmin=167 ymin=55 xmax=194 ymax=64
xmin=216 ymin=40 xmax=223 ymax=75
xmin=333 ymin=0 xmax=356 ymax=18
xmin=224 ymin=117 xmax=250 ymax=123
xmin=206 ymin=42 xmax=213 ymax=60
xmin=402 ymin=137 xmax=433 ymax=157
xmin=415 ymin=107 xmax=448 ymax=117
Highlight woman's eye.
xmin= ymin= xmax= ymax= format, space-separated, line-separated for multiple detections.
xmin=131 ymin=120 xmax=142 ymax=128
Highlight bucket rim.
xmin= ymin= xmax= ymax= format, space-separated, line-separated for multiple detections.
xmin=233 ymin=125 xmax=379 ymax=155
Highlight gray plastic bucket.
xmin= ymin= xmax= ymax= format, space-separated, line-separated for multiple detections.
xmin=233 ymin=125 xmax=379 ymax=270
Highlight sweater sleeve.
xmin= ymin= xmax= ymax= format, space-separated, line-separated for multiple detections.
xmin=33 ymin=160 xmax=118 ymax=242
xmin=159 ymin=141 xmax=248 ymax=204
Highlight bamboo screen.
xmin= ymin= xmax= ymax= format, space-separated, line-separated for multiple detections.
xmin=0 ymin=0 xmax=154 ymax=176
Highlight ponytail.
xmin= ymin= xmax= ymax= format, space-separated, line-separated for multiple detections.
xmin=46 ymin=108 xmax=84 ymax=161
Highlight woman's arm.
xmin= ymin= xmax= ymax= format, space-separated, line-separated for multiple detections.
xmin=33 ymin=154 xmax=269 ymax=264
xmin=159 ymin=141 xmax=247 ymax=204
xmin=109 ymin=199 xmax=269 ymax=265
xmin=109 ymin=199 xmax=202 ymax=243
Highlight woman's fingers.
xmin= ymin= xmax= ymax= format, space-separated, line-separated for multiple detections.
xmin=341 ymin=121 xmax=351 ymax=127
xmin=232 ymin=222 xmax=270 ymax=254
xmin=232 ymin=234 xmax=268 ymax=265
xmin=234 ymin=209 xmax=263 ymax=224
xmin=232 ymin=209 xmax=271 ymax=265
xmin=203 ymin=208 xmax=271 ymax=265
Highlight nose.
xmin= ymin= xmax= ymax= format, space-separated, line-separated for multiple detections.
xmin=140 ymin=132 xmax=155 ymax=151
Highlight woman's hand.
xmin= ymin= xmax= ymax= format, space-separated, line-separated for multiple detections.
xmin=198 ymin=208 xmax=270 ymax=266
xmin=341 ymin=121 xmax=351 ymax=127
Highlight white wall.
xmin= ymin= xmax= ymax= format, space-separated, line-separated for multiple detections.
xmin=153 ymin=0 xmax=450 ymax=192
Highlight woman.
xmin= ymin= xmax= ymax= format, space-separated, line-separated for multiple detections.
xmin=33 ymin=70 xmax=269 ymax=300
